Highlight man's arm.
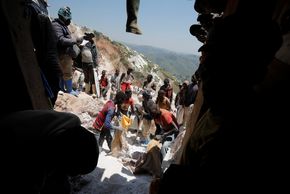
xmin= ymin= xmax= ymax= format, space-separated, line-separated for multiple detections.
xmin=52 ymin=21 xmax=75 ymax=47
xmin=104 ymin=108 xmax=115 ymax=130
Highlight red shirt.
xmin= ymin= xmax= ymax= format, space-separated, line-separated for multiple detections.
xmin=122 ymin=97 xmax=134 ymax=112
xmin=100 ymin=75 xmax=108 ymax=87
xmin=154 ymin=109 xmax=178 ymax=132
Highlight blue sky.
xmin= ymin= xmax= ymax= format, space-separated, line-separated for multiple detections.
xmin=48 ymin=0 xmax=201 ymax=55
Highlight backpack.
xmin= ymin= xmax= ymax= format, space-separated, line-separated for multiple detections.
xmin=81 ymin=46 xmax=93 ymax=63
xmin=73 ymin=43 xmax=93 ymax=68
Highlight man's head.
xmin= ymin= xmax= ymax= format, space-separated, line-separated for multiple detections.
xmin=101 ymin=70 xmax=106 ymax=76
xmin=148 ymin=103 xmax=161 ymax=118
xmin=158 ymin=90 xmax=166 ymax=98
xmin=189 ymin=24 xmax=207 ymax=43
xmin=147 ymin=74 xmax=153 ymax=82
xmin=58 ymin=6 xmax=72 ymax=26
xmin=164 ymin=78 xmax=170 ymax=86
xmin=125 ymin=89 xmax=132 ymax=99
xmin=127 ymin=67 xmax=133 ymax=74
xmin=115 ymin=69 xmax=120 ymax=75
xmin=114 ymin=91 xmax=127 ymax=105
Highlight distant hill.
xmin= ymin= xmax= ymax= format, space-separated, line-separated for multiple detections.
xmin=125 ymin=44 xmax=200 ymax=81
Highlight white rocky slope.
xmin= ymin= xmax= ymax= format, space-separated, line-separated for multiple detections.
xmin=55 ymin=91 xmax=184 ymax=194
xmin=54 ymin=91 xmax=152 ymax=194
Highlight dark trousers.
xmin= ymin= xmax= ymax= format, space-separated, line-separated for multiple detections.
xmin=99 ymin=127 xmax=113 ymax=150
xmin=83 ymin=62 xmax=95 ymax=84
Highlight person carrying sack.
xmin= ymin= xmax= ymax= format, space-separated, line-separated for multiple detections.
xmin=92 ymin=91 xmax=127 ymax=152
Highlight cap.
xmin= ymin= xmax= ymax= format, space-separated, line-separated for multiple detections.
xmin=84 ymin=32 xmax=95 ymax=39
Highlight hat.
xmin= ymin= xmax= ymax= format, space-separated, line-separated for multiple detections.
xmin=58 ymin=6 xmax=72 ymax=20
xmin=84 ymin=32 xmax=95 ymax=39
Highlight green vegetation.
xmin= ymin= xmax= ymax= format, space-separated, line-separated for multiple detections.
xmin=126 ymin=44 xmax=200 ymax=81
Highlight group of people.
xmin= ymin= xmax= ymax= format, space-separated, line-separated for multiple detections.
xmin=48 ymin=0 xmax=142 ymax=100
xmin=31 ymin=0 xmax=143 ymax=105
xmin=92 ymin=67 xmax=137 ymax=152
xmin=175 ymin=74 xmax=199 ymax=128
xmin=3 ymin=0 xmax=289 ymax=193
xmin=90 ymin=68 xmax=200 ymax=183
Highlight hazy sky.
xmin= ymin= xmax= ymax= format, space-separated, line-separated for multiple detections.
xmin=48 ymin=0 xmax=202 ymax=55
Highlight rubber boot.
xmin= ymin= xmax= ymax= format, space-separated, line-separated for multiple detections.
xmin=64 ymin=79 xmax=79 ymax=97
xmin=59 ymin=78 xmax=65 ymax=92
xmin=106 ymin=135 xmax=113 ymax=151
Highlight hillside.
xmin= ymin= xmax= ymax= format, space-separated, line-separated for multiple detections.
xmin=125 ymin=44 xmax=200 ymax=81
xmin=69 ymin=23 xmax=186 ymax=91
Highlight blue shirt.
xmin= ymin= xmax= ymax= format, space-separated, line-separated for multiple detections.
xmin=104 ymin=108 xmax=115 ymax=130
